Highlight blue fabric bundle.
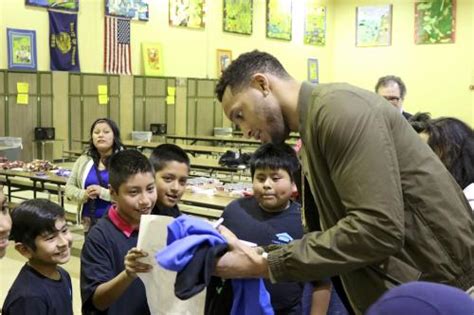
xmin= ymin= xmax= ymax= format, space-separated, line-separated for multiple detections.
xmin=156 ymin=215 xmax=274 ymax=315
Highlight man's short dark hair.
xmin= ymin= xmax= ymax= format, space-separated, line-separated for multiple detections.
xmin=10 ymin=199 xmax=65 ymax=251
xmin=375 ymin=75 xmax=407 ymax=99
xmin=109 ymin=149 xmax=154 ymax=192
xmin=216 ymin=50 xmax=290 ymax=102
xmin=149 ymin=144 xmax=190 ymax=172
xmin=250 ymin=143 xmax=299 ymax=181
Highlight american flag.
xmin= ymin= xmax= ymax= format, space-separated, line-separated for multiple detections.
xmin=104 ymin=16 xmax=132 ymax=75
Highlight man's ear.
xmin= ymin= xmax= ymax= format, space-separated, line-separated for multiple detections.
xmin=15 ymin=242 xmax=33 ymax=259
xmin=250 ymin=73 xmax=270 ymax=96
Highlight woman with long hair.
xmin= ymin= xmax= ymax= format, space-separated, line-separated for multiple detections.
xmin=409 ymin=113 xmax=474 ymax=210
xmin=65 ymin=118 xmax=123 ymax=233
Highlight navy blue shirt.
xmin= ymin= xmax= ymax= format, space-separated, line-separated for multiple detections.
xmin=80 ymin=214 xmax=150 ymax=315
xmin=222 ymin=197 xmax=305 ymax=314
xmin=151 ymin=204 xmax=181 ymax=218
xmin=2 ymin=264 xmax=73 ymax=315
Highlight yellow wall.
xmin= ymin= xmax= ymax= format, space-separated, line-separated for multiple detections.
xmin=1 ymin=0 xmax=472 ymax=125
xmin=0 ymin=0 xmax=333 ymax=81
xmin=331 ymin=0 xmax=474 ymax=125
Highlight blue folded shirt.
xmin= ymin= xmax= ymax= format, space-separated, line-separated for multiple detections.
xmin=156 ymin=215 xmax=274 ymax=315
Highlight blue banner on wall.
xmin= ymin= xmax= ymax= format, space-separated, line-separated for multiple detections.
xmin=49 ymin=11 xmax=80 ymax=71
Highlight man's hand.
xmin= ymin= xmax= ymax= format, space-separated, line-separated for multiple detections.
xmin=124 ymin=247 xmax=153 ymax=279
xmin=215 ymin=225 xmax=270 ymax=279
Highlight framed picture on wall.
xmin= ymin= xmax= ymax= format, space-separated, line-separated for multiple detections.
xmin=356 ymin=4 xmax=392 ymax=47
xmin=142 ymin=42 xmax=164 ymax=76
xmin=169 ymin=0 xmax=206 ymax=29
xmin=415 ymin=0 xmax=456 ymax=44
xmin=266 ymin=0 xmax=292 ymax=41
xmin=105 ymin=0 xmax=149 ymax=21
xmin=223 ymin=0 xmax=253 ymax=35
xmin=304 ymin=2 xmax=326 ymax=46
xmin=25 ymin=0 xmax=79 ymax=11
xmin=7 ymin=28 xmax=37 ymax=71
xmin=307 ymin=58 xmax=319 ymax=83
xmin=216 ymin=49 xmax=232 ymax=77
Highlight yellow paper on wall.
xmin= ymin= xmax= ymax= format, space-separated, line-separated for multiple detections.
xmin=17 ymin=82 xmax=29 ymax=94
xmin=17 ymin=94 xmax=28 ymax=104
xmin=98 ymin=85 xmax=108 ymax=95
xmin=98 ymin=94 xmax=108 ymax=105
xmin=166 ymin=96 xmax=175 ymax=105
xmin=167 ymin=87 xmax=176 ymax=96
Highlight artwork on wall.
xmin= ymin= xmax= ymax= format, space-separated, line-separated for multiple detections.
xmin=142 ymin=43 xmax=164 ymax=76
xmin=25 ymin=0 xmax=79 ymax=11
xmin=304 ymin=1 xmax=326 ymax=46
xmin=106 ymin=0 xmax=149 ymax=21
xmin=223 ymin=0 xmax=253 ymax=35
xmin=169 ymin=0 xmax=206 ymax=29
xmin=266 ymin=0 xmax=292 ymax=41
xmin=216 ymin=49 xmax=232 ymax=77
xmin=415 ymin=0 xmax=456 ymax=44
xmin=7 ymin=28 xmax=37 ymax=71
xmin=307 ymin=58 xmax=319 ymax=83
xmin=356 ymin=5 xmax=392 ymax=47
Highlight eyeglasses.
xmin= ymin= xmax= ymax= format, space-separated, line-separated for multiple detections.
xmin=383 ymin=96 xmax=401 ymax=102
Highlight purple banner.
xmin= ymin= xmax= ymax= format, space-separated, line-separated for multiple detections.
xmin=49 ymin=11 xmax=80 ymax=71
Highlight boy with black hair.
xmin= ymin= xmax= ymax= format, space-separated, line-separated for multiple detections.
xmin=149 ymin=143 xmax=190 ymax=218
xmin=207 ymin=143 xmax=330 ymax=315
xmin=80 ymin=150 xmax=157 ymax=314
xmin=2 ymin=199 xmax=73 ymax=315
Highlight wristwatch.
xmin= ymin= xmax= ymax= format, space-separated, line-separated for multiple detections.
xmin=256 ymin=246 xmax=268 ymax=259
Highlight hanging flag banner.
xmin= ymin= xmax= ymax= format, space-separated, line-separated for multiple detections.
xmin=105 ymin=16 xmax=132 ymax=75
xmin=49 ymin=10 xmax=80 ymax=71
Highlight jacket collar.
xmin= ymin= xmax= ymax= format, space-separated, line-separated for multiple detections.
xmin=298 ymin=82 xmax=317 ymax=136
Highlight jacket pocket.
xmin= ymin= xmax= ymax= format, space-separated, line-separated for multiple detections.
xmin=370 ymin=255 xmax=422 ymax=285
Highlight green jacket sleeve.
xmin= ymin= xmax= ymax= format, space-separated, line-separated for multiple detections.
xmin=65 ymin=155 xmax=112 ymax=204
xmin=268 ymin=89 xmax=405 ymax=282
xmin=65 ymin=154 xmax=88 ymax=203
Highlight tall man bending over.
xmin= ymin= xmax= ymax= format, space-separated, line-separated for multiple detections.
xmin=214 ymin=50 xmax=474 ymax=315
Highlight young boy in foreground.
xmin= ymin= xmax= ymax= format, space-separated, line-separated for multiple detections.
xmin=80 ymin=150 xmax=157 ymax=314
xmin=2 ymin=199 xmax=73 ymax=315
xmin=207 ymin=143 xmax=331 ymax=315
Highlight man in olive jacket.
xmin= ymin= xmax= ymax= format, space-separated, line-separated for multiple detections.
xmin=213 ymin=50 xmax=474 ymax=315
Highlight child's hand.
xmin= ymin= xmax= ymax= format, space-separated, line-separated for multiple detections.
xmin=124 ymin=247 xmax=153 ymax=279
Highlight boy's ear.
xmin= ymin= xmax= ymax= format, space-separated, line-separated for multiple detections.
xmin=291 ymin=181 xmax=298 ymax=194
xmin=15 ymin=242 xmax=33 ymax=259
xmin=109 ymin=184 xmax=117 ymax=202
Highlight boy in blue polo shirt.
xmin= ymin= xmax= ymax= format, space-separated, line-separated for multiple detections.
xmin=80 ymin=150 xmax=157 ymax=314
xmin=149 ymin=143 xmax=190 ymax=218
xmin=207 ymin=143 xmax=331 ymax=315
xmin=2 ymin=199 xmax=73 ymax=315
